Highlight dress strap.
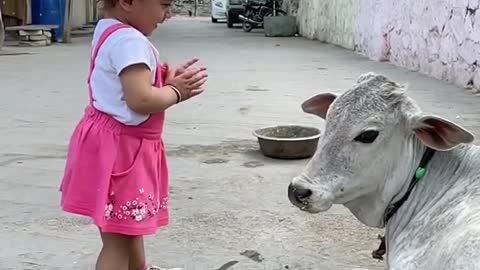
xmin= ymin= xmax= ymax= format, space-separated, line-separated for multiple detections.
xmin=87 ymin=23 xmax=131 ymax=104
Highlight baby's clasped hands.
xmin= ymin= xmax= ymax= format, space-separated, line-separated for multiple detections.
xmin=165 ymin=58 xmax=208 ymax=103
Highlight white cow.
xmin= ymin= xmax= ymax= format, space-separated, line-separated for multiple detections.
xmin=288 ymin=73 xmax=480 ymax=270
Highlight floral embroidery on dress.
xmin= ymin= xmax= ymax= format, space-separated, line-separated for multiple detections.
xmin=104 ymin=189 xmax=168 ymax=222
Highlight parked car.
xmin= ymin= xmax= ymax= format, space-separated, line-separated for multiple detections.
xmin=225 ymin=0 xmax=245 ymax=28
xmin=211 ymin=0 xmax=227 ymax=23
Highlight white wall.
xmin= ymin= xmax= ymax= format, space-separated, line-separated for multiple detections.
xmin=288 ymin=0 xmax=480 ymax=91
xmin=71 ymin=0 xmax=87 ymax=28
xmin=357 ymin=0 xmax=480 ymax=89
xmin=71 ymin=0 xmax=99 ymax=28
xmin=296 ymin=0 xmax=359 ymax=50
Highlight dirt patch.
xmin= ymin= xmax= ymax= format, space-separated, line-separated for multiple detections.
xmin=3 ymin=215 xmax=94 ymax=235
xmin=243 ymin=161 xmax=264 ymax=168
xmin=0 ymin=144 xmax=68 ymax=167
xmin=238 ymin=106 xmax=251 ymax=115
xmin=246 ymin=86 xmax=270 ymax=92
xmin=216 ymin=260 xmax=239 ymax=270
xmin=203 ymin=158 xmax=229 ymax=164
xmin=167 ymin=140 xmax=259 ymax=158
xmin=0 ymin=153 xmax=66 ymax=167
xmin=37 ymin=216 xmax=92 ymax=232
xmin=240 ymin=250 xmax=264 ymax=262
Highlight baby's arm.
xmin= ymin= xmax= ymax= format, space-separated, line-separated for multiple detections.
xmin=120 ymin=63 xmax=179 ymax=114
xmin=108 ymin=34 xmax=205 ymax=114
xmin=119 ymin=63 xmax=206 ymax=114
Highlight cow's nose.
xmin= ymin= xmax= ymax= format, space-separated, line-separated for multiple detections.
xmin=288 ymin=183 xmax=313 ymax=205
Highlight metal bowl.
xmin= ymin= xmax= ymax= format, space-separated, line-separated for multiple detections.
xmin=252 ymin=125 xmax=322 ymax=159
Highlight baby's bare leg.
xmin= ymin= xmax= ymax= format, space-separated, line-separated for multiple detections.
xmin=96 ymin=231 xmax=132 ymax=270
xmin=129 ymin=236 xmax=147 ymax=270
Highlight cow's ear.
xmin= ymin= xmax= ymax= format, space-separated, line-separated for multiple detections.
xmin=301 ymin=93 xmax=337 ymax=119
xmin=413 ymin=115 xmax=474 ymax=151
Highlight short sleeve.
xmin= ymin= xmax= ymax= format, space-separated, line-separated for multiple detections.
xmin=107 ymin=34 xmax=156 ymax=76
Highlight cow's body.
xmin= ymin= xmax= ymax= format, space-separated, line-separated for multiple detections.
xmin=288 ymin=73 xmax=480 ymax=269
xmin=385 ymin=144 xmax=480 ymax=269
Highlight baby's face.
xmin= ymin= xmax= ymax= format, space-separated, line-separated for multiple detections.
xmin=128 ymin=0 xmax=173 ymax=36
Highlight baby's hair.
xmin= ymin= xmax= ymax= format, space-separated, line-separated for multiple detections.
xmin=97 ymin=0 xmax=120 ymax=9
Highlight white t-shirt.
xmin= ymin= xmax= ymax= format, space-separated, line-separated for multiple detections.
xmin=89 ymin=18 xmax=159 ymax=126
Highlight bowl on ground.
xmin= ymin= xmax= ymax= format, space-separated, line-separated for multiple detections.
xmin=252 ymin=125 xmax=322 ymax=159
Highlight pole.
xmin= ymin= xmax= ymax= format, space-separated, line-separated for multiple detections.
xmin=194 ymin=0 xmax=198 ymax=16
xmin=93 ymin=0 xmax=98 ymax=21
xmin=86 ymin=0 xmax=90 ymax=24
xmin=63 ymin=0 xmax=72 ymax=43
xmin=273 ymin=0 xmax=276 ymax=16
xmin=0 ymin=7 xmax=4 ymax=50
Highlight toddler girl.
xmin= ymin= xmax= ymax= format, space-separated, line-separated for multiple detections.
xmin=59 ymin=0 xmax=207 ymax=269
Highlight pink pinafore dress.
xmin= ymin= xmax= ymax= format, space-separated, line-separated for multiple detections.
xmin=60 ymin=23 xmax=169 ymax=236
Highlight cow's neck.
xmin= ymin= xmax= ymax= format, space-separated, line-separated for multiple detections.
xmin=384 ymin=143 xmax=436 ymax=223
xmin=344 ymin=136 xmax=427 ymax=228
xmin=385 ymin=141 xmax=474 ymax=260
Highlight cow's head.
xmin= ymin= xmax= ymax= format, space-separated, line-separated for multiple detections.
xmin=288 ymin=72 xmax=475 ymax=227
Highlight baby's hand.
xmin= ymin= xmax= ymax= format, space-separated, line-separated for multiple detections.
xmin=172 ymin=57 xmax=208 ymax=94
xmin=165 ymin=64 xmax=208 ymax=102
xmin=174 ymin=57 xmax=202 ymax=76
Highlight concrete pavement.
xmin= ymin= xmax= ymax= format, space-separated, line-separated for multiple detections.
xmin=1 ymin=17 xmax=479 ymax=270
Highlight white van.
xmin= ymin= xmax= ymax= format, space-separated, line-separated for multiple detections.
xmin=211 ymin=0 xmax=227 ymax=23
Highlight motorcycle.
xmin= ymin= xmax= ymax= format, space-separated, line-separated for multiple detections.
xmin=238 ymin=0 xmax=287 ymax=32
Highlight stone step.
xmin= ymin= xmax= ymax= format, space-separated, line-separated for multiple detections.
xmin=5 ymin=24 xmax=59 ymax=32
xmin=19 ymin=39 xmax=51 ymax=47
xmin=6 ymin=26 xmax=54 ymax=47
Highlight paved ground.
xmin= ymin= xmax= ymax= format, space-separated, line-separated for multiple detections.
xmin=1 ymin=17 xmax=480 ymax=270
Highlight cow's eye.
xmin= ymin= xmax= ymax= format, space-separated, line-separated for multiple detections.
xmin=354 ymin=130 xmax=379 ymax=143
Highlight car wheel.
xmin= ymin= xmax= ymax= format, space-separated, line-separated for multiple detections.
xmin=242 ymin=21 xmax=253 ymax=32
xmin=227 ymin=13 xmax=234 ymax=28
